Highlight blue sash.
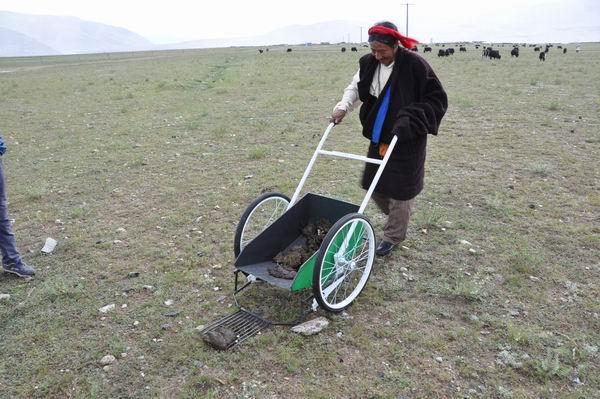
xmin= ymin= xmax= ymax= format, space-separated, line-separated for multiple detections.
xmin=371 ymin=86 xmax=391 ymax=144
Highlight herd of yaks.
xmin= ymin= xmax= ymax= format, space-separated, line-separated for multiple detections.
xmin=258 ymin=43 xmax=581 ymax=61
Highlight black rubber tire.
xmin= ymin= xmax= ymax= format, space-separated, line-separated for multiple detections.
xmin=233 ymin=192 xmax=290 ymax=257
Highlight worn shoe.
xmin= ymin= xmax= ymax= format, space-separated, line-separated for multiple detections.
xmin=376 ymin=241 xmax=396 ymax=257
xmin=3 ymin=262 xmax=36 ymax=278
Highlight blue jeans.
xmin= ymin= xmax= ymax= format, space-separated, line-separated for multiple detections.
xmin=0 ymin=159 xmax=22 ymax=266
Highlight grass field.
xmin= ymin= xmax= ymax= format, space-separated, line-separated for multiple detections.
xmin=0 ymin=42 xmax=599 ymax=398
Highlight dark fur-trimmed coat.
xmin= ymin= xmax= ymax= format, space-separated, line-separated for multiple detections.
xmin=357 ymin=48 xmax=447 ymax=200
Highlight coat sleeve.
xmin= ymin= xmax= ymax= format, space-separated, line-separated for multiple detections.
xmin=391 ymin=59 xmax=448 ymax=142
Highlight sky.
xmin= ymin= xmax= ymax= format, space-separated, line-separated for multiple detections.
xmin=1 ymin=0 xmax=599 ymax=43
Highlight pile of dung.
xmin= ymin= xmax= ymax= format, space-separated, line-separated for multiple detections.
xmin=202 ymin=326 xmax=237 ymax=350
xmin=269 ymin=218 xmax=332 ymax=280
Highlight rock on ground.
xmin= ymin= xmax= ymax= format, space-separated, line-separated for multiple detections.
xmin=99 ymin=355 xmax=116 ymax=366
xmin=291 ymin=317 xmax=330 ymax=336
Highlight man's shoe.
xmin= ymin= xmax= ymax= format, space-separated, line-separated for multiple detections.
xmin=3 ymin=262 xmax=35 ymax=278
xmin=376 ymin=241 xmax=396 ymax=257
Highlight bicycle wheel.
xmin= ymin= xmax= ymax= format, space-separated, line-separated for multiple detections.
xmin=233 ymin=192 xmax=290 ymax=257
xmin=312 ymin=213 xmax=375 ymax=312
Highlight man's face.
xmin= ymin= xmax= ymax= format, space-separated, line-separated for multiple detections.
xmin=370 ymin=41 xmax=397 ymax=66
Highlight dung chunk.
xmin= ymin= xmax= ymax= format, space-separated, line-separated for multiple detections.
xmin=203 ymin=326 xmax=237 ymax=350
xmin=303 ymin=219 xmax=332 ymax=252
xmin=274 ymin=245 xmax=311 ymax=269
xmin=269 ymin=219 xmax=332 ymax=279
xmin=268 ymin=264 xmax=298 ymax=280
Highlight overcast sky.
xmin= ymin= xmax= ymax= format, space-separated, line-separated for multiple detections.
xmin=2 ymin=0 xmax=599 ymax=43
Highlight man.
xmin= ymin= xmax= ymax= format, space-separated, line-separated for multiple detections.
xmin=331 ymin=21 xmax=447 ymax=257
xmin=0 ymin=134 xmax=35 ymax=277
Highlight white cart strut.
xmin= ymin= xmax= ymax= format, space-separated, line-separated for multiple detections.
xmin=288 ymin=122 xmax=398 ymax=214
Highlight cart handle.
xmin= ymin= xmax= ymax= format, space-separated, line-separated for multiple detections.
xmin=288 ymin=122 xmax=398 ymax=214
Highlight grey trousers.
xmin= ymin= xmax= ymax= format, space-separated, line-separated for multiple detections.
xmin=371 ymin=192 xmax=415 ymax=244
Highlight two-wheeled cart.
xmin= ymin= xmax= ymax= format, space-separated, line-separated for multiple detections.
xmin=201 ymin=123 xmax=397 ymax=349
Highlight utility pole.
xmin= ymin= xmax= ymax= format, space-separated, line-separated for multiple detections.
xmin=399 ymin=3 xmax=415 ymax=36
xmin=360 ymin=26 xmax=363 ymax=44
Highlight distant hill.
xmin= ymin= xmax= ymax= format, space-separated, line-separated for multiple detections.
xmin=157 ymin=20 xmax=369 ymax=50
xmin=0 ymin=27 xmax=59 ymax=57
xmin=0 ymin=11 xmax=154 ymax=56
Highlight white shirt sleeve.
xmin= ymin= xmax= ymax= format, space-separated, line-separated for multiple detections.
xmin=333 ymin=69 xmax=361 ymax=113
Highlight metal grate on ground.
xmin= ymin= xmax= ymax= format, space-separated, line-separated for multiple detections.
xmin=201 ymin=309 xmax=271 ymax=350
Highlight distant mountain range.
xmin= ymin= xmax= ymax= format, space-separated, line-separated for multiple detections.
xmin=2 ymin=9 xmax=597 ymax=57
xmin=0 ymin=11 xmax=367 ymax=57
xmin=0 ymin=11 xmax=153 ymax=56
xmin=157 ymin=21 xmax=367 ymax=50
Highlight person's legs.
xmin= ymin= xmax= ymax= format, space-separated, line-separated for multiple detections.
xmin=0 ymin=160 xmax=34 ymax=277
xmin=382 ymin=197 xmax=415 ymax=245
xmin=371 ymin=191 xmax=390 ymax=215
xmin=0 ymin=160 xmax=22 ymax=266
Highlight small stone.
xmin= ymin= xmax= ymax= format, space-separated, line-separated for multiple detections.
xmin=121 ymin=304 xmax=128 ymax=309
xmin=529 ymin=275 xmax=540 ymax=281
xmin=459 ymin=239 xmax=472 ymax=246
xmin=468 ymin=248 xmax=477 ymax=254
xmin=103 ymin=365 xmax=111 ymax=372
xmin=340 ymin=312 xmax=353 ymax=320
xmin=435 ymin=356 xmax=443 ymax=363
xmin=528 ymin=204 xmax=536 ymax=209
xmin=116 ymin=227 xmax=127 ymax=233
xmin=244 ymin=174 xmax=253 ymax=180
xmin=120 ymin=352 xmax=127 ymax=358
xmin=193 ymin=360 xmax=204 ymax=368
xmin=214 ymin=205 xmax=220 ymax=210
xmin=113 ymin=239 xmax=122 ymax=244
xmin=0 ymin=294 xmax=10 ymax=300
xmin=400 ymin=266 xmax=408 ymax=272
xmin=127 ymin=272 xmax=140 ymax=278
xmin=164 ymin=299 xmax=174 ymax=306
xmin=164 ymin=311 xmax=180 ymax=317
xmin=195 ymin=325 xmax=206 ymax=331
xmin=99 ymin=354 xmax=116 ymax=366
xmin=291 ymin=317 xmax=329 ymax=335
xmin=161 ymin=323 xmax=173 ymax=330
xmin=142 ymin=285 xmax=154 ymax=291
xmin=98 ymin=304 xmax=115 ymax=313
xmin=401 ymin=245 xmax=409 ymax=251
xmin=583 ymin=344 xmax=598 ymax=355
xmin=421 ymin=228 xmax=427 ymax=234
xmin=133 ymin=320 xmax=140 ymax=326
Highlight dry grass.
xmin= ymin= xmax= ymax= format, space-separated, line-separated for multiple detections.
xmin=0 ymin=43 xmax=598 ymax=398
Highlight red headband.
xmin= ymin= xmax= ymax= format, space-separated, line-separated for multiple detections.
xmin=368 ymin=25 xmax=419 ymax=49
